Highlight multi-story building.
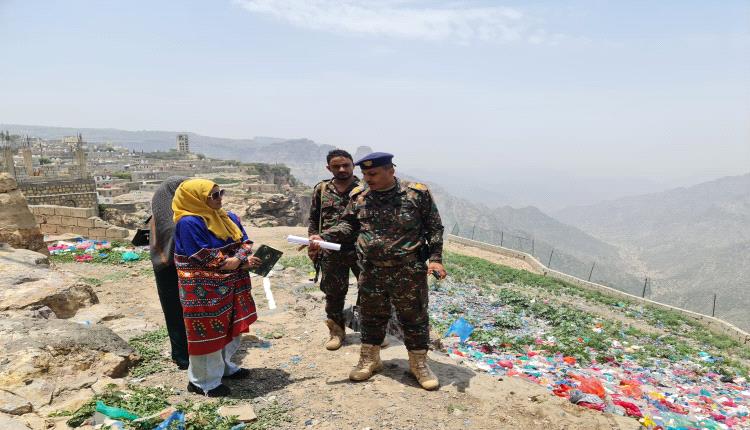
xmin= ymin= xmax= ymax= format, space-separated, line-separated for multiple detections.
xmin=177 ymin=134 xmax=190 ymax=152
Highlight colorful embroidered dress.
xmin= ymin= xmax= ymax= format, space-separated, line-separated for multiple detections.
xmin=174 ymin=212 xmax=257 ymax=355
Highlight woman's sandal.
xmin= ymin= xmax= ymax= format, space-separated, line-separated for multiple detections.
xmin=187 ymin=382 xmax=231 ymax=397
xmin=223 ymin=368 xmax=251 ymax=380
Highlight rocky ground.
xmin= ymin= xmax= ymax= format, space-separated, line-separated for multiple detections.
xmin=0 ymin=226 xmax=644 ymax=429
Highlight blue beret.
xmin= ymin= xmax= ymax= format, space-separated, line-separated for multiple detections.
xmin=354 ymin=152 xmax=394 ymax=168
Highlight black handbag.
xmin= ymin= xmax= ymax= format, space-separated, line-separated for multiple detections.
xmin=131 ymin=216 xmax=151 ymax=246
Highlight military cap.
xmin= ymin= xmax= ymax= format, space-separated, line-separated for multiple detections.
xmin=354 ymin=152 xmax=394 ymax=168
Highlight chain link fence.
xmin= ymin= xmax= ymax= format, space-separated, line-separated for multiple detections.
xmin=450 ymin=223 xmax=747 ymax=331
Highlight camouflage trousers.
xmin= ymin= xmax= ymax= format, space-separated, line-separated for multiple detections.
xmin=358 ymin=261 xmax=429 ymax=351
xmin=319 ymin=250 xmax=360 ymax=329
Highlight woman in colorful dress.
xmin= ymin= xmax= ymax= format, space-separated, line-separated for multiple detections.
xmin=172 ymin=178 xmax=261 ymax=397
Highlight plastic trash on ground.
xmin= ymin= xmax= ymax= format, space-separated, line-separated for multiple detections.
xmin=444 ymin=317 xmax=475 ymax=343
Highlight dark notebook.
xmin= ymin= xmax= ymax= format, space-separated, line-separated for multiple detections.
xmin=250 ymin=245 xmax=283 ymax=277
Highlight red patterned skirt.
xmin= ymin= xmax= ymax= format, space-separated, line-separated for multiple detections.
xmin=176 ymin=256 xmax=257 ymax=355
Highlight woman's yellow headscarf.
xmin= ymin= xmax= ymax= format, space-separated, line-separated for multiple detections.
xmin=172 ymin=179 xmax=244 ymax=242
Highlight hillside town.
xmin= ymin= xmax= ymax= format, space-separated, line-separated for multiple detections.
xmin=0 ymin=131 xmax=310 ymax=234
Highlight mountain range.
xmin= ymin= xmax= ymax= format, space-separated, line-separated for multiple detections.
xmin=556 ymin=173 xmax=750 ymax=328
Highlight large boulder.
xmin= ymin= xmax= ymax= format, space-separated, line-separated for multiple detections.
xmin=100 ymin=203 xmax=149 ymax=229
xmin=0 ymin=413 xmax=30 ymax=430
xmin=0 ymin=174 xmax=47 ymax=255
xmin=243 ymin=193 xmax=302 ymax=227
xmin=0 ymin=244 xmax=97 ymax=318
xmin=0 ymin=317 xmax=136 ymax=410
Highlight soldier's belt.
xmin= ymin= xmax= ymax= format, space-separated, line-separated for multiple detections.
xmin=368 ymin=253 xmax=420 ymax=268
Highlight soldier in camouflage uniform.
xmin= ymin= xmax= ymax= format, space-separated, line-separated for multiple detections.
xmin=310 ymin=152 xmax=447 ymax=390
xmin=308 ymin=149 xmax=361 ymax=350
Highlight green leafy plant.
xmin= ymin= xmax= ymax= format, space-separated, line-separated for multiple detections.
xmin=128 ymin=328 xmax=169 ymax=378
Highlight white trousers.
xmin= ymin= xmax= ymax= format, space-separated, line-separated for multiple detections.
xmin=188 ymin=336 xmax=242 ymax=391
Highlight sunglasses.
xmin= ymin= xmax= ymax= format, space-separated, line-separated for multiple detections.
xmin=209 ymin=189 xmax=225 ymax=200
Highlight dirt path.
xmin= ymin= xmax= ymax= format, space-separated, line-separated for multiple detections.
xmin=54 ymin=233 xmax=639 ymax=430
xmin=445 ymin=241 xmax=541 ymax=274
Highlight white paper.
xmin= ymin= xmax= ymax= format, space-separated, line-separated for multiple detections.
xmin=263 ymin=277 xmax=276 ymax=310
xmin=286 ymin=235 xmax=341 ymax=251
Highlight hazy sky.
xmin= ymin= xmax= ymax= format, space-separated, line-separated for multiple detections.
xmin=1 ymin=0 xmax=748 ymax=207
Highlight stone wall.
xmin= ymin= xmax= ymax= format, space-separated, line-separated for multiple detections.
xmin=29 ymin=205 xmax=129 ymax=240
xmin=18 ymin=178 xmax=98 ymax=209
xmin=447 ymin=234 xmax=750 ymax=346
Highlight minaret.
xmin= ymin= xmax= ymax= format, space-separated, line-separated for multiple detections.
xmin=22 ymin=136 xmax=33 ymax=176
xmin=75 ymin=133 xmax=87 ymax=178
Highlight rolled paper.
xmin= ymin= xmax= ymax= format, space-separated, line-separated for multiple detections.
xmin=286 ymin=235 xmax=342 ymax=251
xmin=263 ymin=276 xmax=276 ymax=310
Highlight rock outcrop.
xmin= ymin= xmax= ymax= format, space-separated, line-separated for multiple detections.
xmin=0 ymin=244 xmax=97 ymax=318
xmin=100 ymin=202 xmax=149 ymax=230
xmin=0 ymin=317 xmax=135 ymax=411
xmin=0 ymin=173 xmax=47 ymax=255
xmin=223 ymin=192 xmax=303 ymax=227
xmin=0 ymin=244 xmax=136 ymax=420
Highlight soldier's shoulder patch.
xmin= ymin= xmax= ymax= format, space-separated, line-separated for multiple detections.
xmin=349 ymin=185 xmax=365 ymax=197
xmin=408 ymin=182 xmax=429 ymax=191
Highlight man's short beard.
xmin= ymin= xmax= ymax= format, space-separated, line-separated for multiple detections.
xmin=334 ymin=172 xmax=353 ymax=180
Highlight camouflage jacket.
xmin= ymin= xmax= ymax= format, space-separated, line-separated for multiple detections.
xmin=308 ymin=177 xmax=361 ymax=241
xmin=321 ymin=178 xmax=444 ymax=263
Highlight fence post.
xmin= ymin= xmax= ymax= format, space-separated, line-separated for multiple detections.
xmin=531 ymin=239 xmax=535 ymax=256
xmin=471 ymin=225 xmax=476 ymax=240
xmin=712 ymin=294 xmax=717 ymax=317
xmin=500 ymin=231 xmax=504 ymax=247
xmin=547 ymin=248 xmax=555 ymax=267
xmin=641 ymin=277 xmax=648 ymax=298
xmin=588 ymin=262 xmax=596 ymax=281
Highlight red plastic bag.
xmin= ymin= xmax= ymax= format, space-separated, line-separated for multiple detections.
xmin=563 ymin=356 xmax=577 ymax=365
xmin=571 ymin=374 xmax=606 ymax=399
xmin=658 ymin=399 xmax=688 ymax=415
xmin=577 ymin=402 xmax=605 ymax=412
xmin=553 ymin=384 xmax=573 ymax=398
xmin=619 ymin=379 xmax=642 ymax=398
xmin=612 ymin=399 xmax=642 ymax=418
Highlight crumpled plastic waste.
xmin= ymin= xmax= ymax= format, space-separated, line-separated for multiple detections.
xmin=569 ymin=389 xmax=605 ymax=405
xmin=571 ymin=374 xmax=606 ymax=399
xmin=95 ymin=401 xmax=139 ymax=421
xmin=121 ymin=251 xmax=140 ymax=262
xmin=153 ymin=411 xmax=185 ymax=430
xmin=444 ymin=317 xmax=474 ymax=343
xmin=612 ymin=399 xmax=642 ymax=418
xmin=430 ymin=278 xmax=750 ymax=429
xmin=568 ymin=387 xmax=608 ymax=412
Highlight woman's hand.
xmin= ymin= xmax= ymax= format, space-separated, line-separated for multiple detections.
xmin=239 ymin=256 xmax=262 ymax=270
xmin=220 ymin=257 xmax=242 ymax=271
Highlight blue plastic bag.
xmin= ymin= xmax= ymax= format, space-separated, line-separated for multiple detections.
xmin=153 ymin=411 xmax=185 ymax=430
xmin=444 ymin=317 xmax=474 ymax=343
xmin=121 ymin=251 xmax=141 ymax=262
